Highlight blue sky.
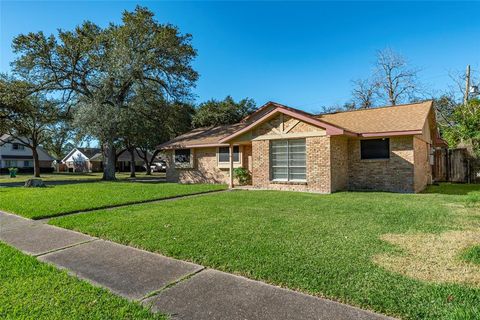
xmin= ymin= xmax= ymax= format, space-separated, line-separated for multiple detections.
xmin=1 ymin=1 xmax=479 ymax=113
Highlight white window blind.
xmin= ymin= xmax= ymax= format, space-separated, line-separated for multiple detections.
xmin=270 ymin=139 xmax=306 ymax=181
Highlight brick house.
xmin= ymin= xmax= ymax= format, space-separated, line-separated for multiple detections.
xmin=159 ymin=100 xmax=444 ymax=193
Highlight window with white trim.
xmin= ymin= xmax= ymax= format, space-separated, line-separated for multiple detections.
xmin=270 ymin=139 xmax=306 ymax=181
xmin=218 ymin=146 xmax=240 ymax=163
xmin=24 ymin=160 xmax=33 ymax=167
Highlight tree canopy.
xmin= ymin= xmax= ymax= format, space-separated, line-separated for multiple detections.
xmin=440 ymin=98 xmax=480 ymax=157
xmin=11 ymin=6 xmax=198 ymax=180
xmin=0 ymin=78 xmax=63 ymax=177
xmin=192 ymin=96 xmax=256 ymax=128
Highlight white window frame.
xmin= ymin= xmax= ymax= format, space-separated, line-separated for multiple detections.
xmin=270 ymin=139 xmax=306 ymax=182
xmin=217 ymin=145 xmax=241 ymax=165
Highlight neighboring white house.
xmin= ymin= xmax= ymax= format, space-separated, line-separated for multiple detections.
xmin=0 ymin=134 xmax=55 ymax=173
xmin=62 ymin=147 xmax=154 ymax=172
xmin=61 ymin=147 xmax=103 ymax=172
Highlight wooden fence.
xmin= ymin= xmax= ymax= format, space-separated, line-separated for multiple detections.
xmin=434 ymin=148 xmax=480 ymax=183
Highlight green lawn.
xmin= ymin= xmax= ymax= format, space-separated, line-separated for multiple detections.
xmin=461 ymin=246 xmax=480 ymax=265
xmin=0 ymin=242 xmax=165 ymax=319
xmin=0 ymin=172 xmax=165 ymax=184
xmin=50 ymin=184 xmax=480 ymax=319
xmin=0 ymin=182 xmax=226 ymax=219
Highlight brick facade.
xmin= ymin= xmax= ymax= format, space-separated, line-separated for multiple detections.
xmin=39 ymin=160 xmax=53 ymax=168
xmin=347 ymin=136 xmax=415 ymax=193
xmin=413 ymin=137 xmax=431 ymax=192
xmin=166 ymin=116 xmax=432 ymax=193
xmin=252 ymin=137 xmax=332 ymax=193
xmin=166 ymin=146 xmax=252 ymax=184
xmin=162 ymin=101 xmax=437 ymax=193
xmin=330 ymin=136 xmax=349 ymax=192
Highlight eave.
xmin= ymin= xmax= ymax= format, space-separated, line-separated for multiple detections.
xmin=159 ymin=143 xmax=230 ymax=150
xmin=220 ymin=104 xmax=355 ymax=143
xmin=359 ymin=130 xmax=423 ymax=138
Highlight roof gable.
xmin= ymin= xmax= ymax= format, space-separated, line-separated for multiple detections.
xmin=220 ymin=102 xmax=351 ymax=143
xmin=61 ymin=147 xmax=101 ymax=162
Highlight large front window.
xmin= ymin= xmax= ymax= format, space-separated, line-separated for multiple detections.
xmin=270 ymin=139 xmax=306 ymax=181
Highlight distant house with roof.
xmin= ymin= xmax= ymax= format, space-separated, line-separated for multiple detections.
xmin=158 ymin=100 xmax=446 ymax=193
xmin=0 ymin=134 xmax=55 ymax=173
xmin=61 ymin=147 xmax=154 ymax=172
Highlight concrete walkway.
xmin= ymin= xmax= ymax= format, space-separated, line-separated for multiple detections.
xmin=1 ymin=211 xmax=393 ymax=320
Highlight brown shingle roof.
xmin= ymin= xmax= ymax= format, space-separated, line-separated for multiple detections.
xmin=159 ymin=100 xmax=434 ymax=149
xmin=158 ymin=123 xmax=247 ymax=149
xmin=317 ymin=101 xmax=433 ymax=134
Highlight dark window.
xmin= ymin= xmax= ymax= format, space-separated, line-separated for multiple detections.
xmin=218 ymin=146 xmax=240 ymax=163
xmin=175 ymin=149 xmax=191 ymax=163
xmin=12 ymin=143 xmax=24 ymax=150
xmin=360 ymin=139 xmax=390 ymax=159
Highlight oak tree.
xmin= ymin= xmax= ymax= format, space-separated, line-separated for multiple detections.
xmin=12 ymin=6 xmax=198 ymax=180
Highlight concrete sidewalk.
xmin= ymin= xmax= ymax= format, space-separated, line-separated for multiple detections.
xmin=1 ymin=211 xmax=393 ymax=320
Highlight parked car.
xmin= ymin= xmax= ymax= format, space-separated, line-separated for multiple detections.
xmin=150 ymin=160 xmax=166 ymax=172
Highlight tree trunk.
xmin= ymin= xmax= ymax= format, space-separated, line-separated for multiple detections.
xmin=32 ymin=147 xmax=41 ymax=178
xmin=145 ymin=162 xmax=152 ymax=175
xmin=146 ymin=149 xmax=160 ymax=176
xmin=143 ymin=150 xmax=152 ymax=175
xmin=129 ymin=148 xmax=136 ymax=178
xmin=102 ymin=140 xmax=116 ymax=181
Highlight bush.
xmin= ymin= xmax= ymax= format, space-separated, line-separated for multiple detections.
xmin=8 ymin=167 xmax=18 ymax=178
xmin=233 ymin=167 xmax=251 ymax=185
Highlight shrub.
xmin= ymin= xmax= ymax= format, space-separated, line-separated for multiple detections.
xmin=233 ymin=167 xmax=251 ymax=185
xmin=8 ymin=167 xmax=18 ymax=178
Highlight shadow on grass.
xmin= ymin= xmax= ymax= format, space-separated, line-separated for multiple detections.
xmin=0 ymin=175 xmax=166 ymax=187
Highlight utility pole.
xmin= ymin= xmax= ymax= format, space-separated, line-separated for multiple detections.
xmin=464 ymin=64 xmax=471 ymax=105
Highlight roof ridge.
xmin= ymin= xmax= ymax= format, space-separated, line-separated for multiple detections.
xmin=317 ymin=100 xmax=433 ymax=116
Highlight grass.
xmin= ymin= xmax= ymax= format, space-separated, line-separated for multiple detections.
xmin=0 ymin=182 xmax=226 ymax=219
xmin=461 ymin=246 xmax=480 ymax=265
xmin=50 ymin=184 xmax=480 ymax=320
xmin=0 ymin=172 xmax=165 ymax=184
xmin=0 ymin=242 xmax=165 ymax=319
